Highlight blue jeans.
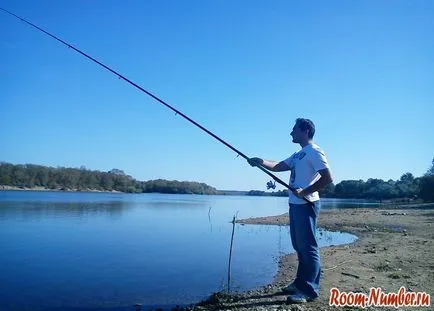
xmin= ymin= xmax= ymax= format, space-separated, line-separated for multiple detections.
xmin=289 ymin=201 xmax=321 ymax=298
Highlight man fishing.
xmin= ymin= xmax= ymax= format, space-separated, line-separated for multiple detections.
xmin=248 ymin=118 xmax=333 ymax=303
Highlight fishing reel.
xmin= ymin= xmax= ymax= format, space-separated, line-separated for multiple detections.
xmin=266 ymin=180 xmax=276 ymax=190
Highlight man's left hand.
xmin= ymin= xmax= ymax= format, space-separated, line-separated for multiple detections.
xmin=293 ymin=188 xmax=307 ymax=198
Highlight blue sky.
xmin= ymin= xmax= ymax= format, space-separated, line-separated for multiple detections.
xmin=1 ymin=0 xmax=433 ymax=191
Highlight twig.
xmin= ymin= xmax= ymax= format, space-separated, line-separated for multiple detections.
xmin=341 ymin=272 xmax=360 ymax=279
xmin=208 ymin=206 xmax=213 ymax=232
xmin=227 ymin=214 xmax=236 ymax=293
xmin=323 ymin=260 xmax=353 ymax=271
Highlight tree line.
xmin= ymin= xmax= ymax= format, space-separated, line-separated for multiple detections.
xmin=0 ymin=163 xmax=218 ymax=195
xmin=247 ymin=158 xmax=434 ymax=202
xmin=1 ymin=159 xmax=433 ymax=201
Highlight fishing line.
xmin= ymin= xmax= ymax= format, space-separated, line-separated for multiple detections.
xmin=1 ymin=8 xmax=311 ymax=202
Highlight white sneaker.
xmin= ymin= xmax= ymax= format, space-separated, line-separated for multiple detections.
xmin=286 ymin=292 xmax=317 ymax=304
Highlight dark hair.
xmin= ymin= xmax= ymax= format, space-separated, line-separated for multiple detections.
xmin=295 ymin=118 xmax=315 ymax=139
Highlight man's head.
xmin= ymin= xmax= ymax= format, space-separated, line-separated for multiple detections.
xmin=290 ymin=118 xmax=315 ymax=144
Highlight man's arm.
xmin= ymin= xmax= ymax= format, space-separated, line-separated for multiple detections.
xmin=248 ymin=158 xmax=291 ymax=172
xmin=296 ymin=168 xmax=333 ymax=197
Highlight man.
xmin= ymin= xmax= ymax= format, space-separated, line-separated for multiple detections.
xmin=248 ymin=118 xmax=333 ymax=303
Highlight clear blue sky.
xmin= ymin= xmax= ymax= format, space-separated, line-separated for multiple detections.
xmin=1 ymin=0 xmax=433 ymax=191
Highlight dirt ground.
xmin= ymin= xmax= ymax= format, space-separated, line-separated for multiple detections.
xmin=190 ymin=206 xmax=433 ymax=311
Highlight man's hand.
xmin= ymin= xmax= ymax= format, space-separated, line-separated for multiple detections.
xmin=292 ymin=188 xmax=308 ymax=198
xmin=247 ymin=157 xmax=263 ymax=167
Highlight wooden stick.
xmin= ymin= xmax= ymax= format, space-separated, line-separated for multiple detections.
xmin=323 ymin=260 xmax=353 ymax=271
xmin=341 ymin=272 xmax=360 ymax=279
xmin=227 ymin=215 xmax=236 ymax=293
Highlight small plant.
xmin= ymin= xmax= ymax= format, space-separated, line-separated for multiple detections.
xmin=375 ymin=262 xmax=393 ymax=272
xmin=387 ymin=272 xmax=401 ymax=279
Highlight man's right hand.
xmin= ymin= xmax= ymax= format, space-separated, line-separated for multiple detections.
xmin=247 ymin=157 xmax=263 ymax=167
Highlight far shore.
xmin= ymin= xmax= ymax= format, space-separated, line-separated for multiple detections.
xmin=1 ymin=185 xmax=433 ymax=209
xmin=0 ymin=185 xmax=122 ymax=193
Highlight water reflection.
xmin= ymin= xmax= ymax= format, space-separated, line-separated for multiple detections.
xmin=0 ymin=200 xmax=129 ymax=219
xmin=0 ymin=193 xmax=210 ymax=220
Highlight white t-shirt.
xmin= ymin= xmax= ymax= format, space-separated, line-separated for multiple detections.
xmin=283 ymin=143 xmax=330 ymax=204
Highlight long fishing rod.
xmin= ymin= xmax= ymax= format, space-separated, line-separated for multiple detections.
xmin=1 ymin=8 xmax=311 ymax=203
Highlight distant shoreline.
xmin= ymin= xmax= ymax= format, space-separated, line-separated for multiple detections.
xmin=0 ymin=185 xmax=233 ymax=195
xmin=1 ymin=185 xmax=433 ymax=209
xmin=0 ymin=185 xmax=122 ymax=193
xmin=0 ymin=185 xmax=249 ymax=196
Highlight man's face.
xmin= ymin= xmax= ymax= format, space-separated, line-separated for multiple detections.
xmin=290 ymin=123 xmax=306 ymax=143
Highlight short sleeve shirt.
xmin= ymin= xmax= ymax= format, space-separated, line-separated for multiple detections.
xmin=283 ymin=143 xmax=330 ymax=204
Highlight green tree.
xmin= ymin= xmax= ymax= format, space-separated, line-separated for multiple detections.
xmin=319 ymin=182 xmax=335 ymax=197
xmin=334 ymin=180 xmax=365 ymax=198
xmin=419 ymin=158 xmax=434 ymax=202
xmin=101 ymin=173 xmax=115 ymax=190
xmin=426 ymin=158 xmax=434 ymax=175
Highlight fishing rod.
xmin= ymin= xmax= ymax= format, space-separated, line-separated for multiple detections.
xmin=1 ymin=8 xmax=311 ymax=203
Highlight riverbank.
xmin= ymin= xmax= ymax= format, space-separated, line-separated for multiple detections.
xmin=0 ymin=185 xmax=122 ymax=193
xmin=192 ymin=207 xmax=433 ymax=311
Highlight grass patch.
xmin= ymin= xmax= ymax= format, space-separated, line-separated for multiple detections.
xmin=375 ymin=262 xmax=394 ymax=272
xmin=388 ymin=273 xmax=401 ymax=279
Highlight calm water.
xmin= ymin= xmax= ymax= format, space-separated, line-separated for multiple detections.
xmin=0 ymin=191 xmax=362 ymax=311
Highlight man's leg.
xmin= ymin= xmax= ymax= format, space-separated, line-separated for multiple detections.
xmin=290 ymin=201 xmax=321 ymax=299
xmin=289 ymin=204 xmax=303 ymax=284
xmin=285 ymin=204 xmax=302 ymax=293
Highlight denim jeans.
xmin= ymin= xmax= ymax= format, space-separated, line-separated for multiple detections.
xmin=289 ymin=200 xmax=321 ymax=298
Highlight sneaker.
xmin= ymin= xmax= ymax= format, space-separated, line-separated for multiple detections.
xmin=281 ymin=282 xmax=298 ymax=294
xmin=286 ymin=292 xmax=317 ymax=304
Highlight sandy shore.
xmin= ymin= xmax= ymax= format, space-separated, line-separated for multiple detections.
xmin=193 ymin=206 xmax=433 ymax=311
